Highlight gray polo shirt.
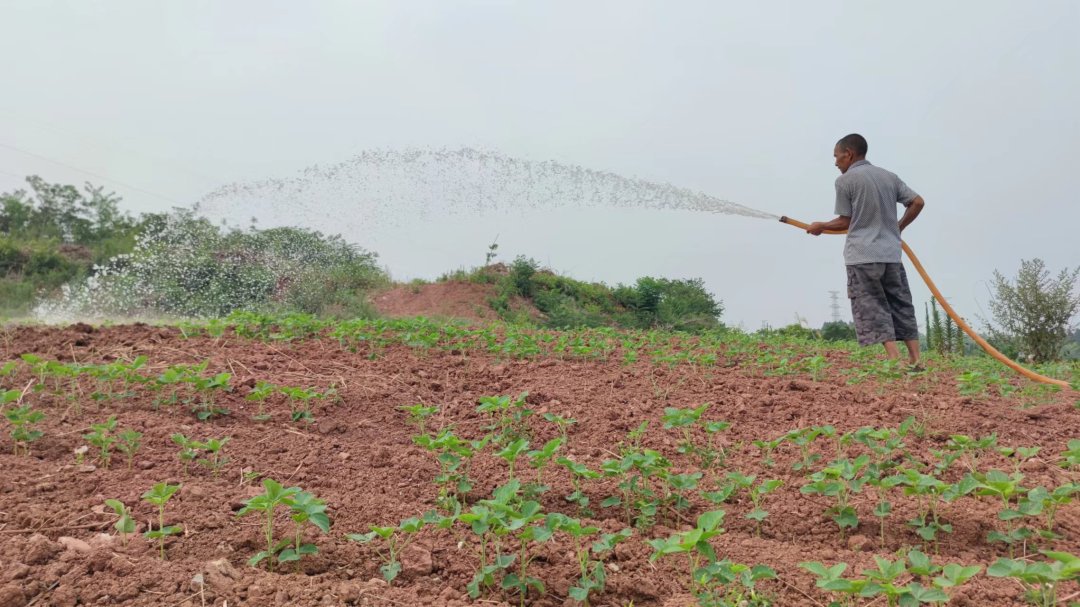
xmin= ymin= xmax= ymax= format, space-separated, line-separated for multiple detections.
xmin=834 ymin=159 xmax=919 ymax=265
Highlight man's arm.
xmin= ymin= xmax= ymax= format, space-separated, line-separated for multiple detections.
xmin=898 ymin=195 xmax=924 ymax=232
xmin=807 ymin=215 xmax=850 ymax=236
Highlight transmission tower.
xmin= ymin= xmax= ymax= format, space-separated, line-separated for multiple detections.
xmin=828 ymin=291 xmax=842 ymax=323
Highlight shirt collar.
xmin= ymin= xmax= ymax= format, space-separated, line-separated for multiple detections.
xmin=850 ymin=159 xmax=871 ymax=169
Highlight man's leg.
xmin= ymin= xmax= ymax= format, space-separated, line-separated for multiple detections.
xmin=847 ymin=264 xmax=896 ymax=351
xmin=882 ymin=264 xmax=921 ymax=366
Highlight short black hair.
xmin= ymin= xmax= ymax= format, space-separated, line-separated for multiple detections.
xmin=836 ymin=133 xmax=868 ymax=157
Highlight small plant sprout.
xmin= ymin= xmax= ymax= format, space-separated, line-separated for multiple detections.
xmin=800 ymin=455 xmax=871 ymax=537
xmin=496 ymin=437 xmax=530 ymax=483
xmin=746 ymin=479 xmax=783 ymax=536
xmin=84 ymin=416 xmax=118 ymax=468
xmin=73 ymin=445 xmax=89 ymax=465
xmin=191 ymin=371 xmax=232 ymax=421
xmin=699 ymin=419 xmax=731 ymax=468
xmin=399 ymin=403 xmax=438 ymax=434
xmin=279 ymin=385 xmax=323 ymax=423
xmin=246 ymin=380 xmax=276 ymax=421
xmin=105 ymin=499 xmax=136 ymax=547
xmin=541 ymin=412 xmax=576 ymax=443
xmin=142 ymin=482 xmax=182 ymax=560
xmin=987 ymin=551 xmax=1080 ymax=607
xmin=525 ymin=437 xmax=563 ymax=496
xmin=237 ymin=478 xmax=301 ymax=571
xmin=171 ymin=433 xmax=201 ymax=474
xmin=281 ymin=491 xmax=331 ymax=569
xmin=5 ymin=404 xmax=45 ymax=456
xmin=568 ymin=527 xmax=633 ymax=605
xmin=116 ymin=429 xmax=142 ymax=470
xmin=647 ymin=509 xmax=726 ymax=595
xmin=751 ymin=434 xmax=785 ymax=468
xmin=557 ymin=457 xmax=600 ymax=516
xmin=197 ymin=437 xmax=230 ymax=477
xmin=346 ymin=517 xmax=425 ymax=583
xmin=476 ymin=392 xmax=532 ymax=444
xmin=661 ymin=403 xmax=709 ymax=456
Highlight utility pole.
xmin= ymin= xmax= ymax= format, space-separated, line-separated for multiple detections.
xmin=828 ymin=290 xmax=842 ymax=323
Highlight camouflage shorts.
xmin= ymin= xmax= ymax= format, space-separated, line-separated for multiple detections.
xmin=847 ymin=263 xmax=919 ymax=346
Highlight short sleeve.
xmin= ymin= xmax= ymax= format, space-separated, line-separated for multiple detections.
xmin=834 ymin=177 xmax=852 ymax=216
xmin=896 ymin=177 xmax=918 ymax=207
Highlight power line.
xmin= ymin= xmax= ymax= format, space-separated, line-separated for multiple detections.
xmin=0 ymin=141 xmax=188 ymax=206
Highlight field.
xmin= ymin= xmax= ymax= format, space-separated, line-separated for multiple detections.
xmin=1 ymin=315 xmax=1078 ymax=607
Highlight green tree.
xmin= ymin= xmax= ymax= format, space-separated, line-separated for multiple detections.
xmin=987 ymin=259 xmax=1080 ymax=363
xmin=821 ymin=321 xmax=856 ymax=342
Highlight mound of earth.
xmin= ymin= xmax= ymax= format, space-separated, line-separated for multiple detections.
xmin=371 ymin=280 xmax=539 ymax=322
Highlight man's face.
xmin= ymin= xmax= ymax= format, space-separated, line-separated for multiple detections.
xmin=834 ymin=144 xmax=854 ymax=174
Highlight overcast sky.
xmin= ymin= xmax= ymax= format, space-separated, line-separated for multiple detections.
xmin=2 ymin=1 xmax=1077 ymax=329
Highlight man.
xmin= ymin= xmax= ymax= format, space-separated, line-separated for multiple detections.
xmin=807 ymin=134 xmax=925 ymax=367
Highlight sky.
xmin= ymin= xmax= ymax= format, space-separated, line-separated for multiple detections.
xmin=1 ymin=1 xmax=1078 ymax=329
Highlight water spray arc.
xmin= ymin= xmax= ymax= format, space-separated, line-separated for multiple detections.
xmin=778 ymin=216 xmax=1069 ymax=388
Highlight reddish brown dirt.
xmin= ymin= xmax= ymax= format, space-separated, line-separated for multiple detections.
xmin=0 ymin=324 xmax=1078 ymax=606
xmin=371 ymin=281 xmax=540 ymax=323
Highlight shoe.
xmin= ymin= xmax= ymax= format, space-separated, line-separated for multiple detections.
xmin=906 ymin=363 xmax=926 ymax=374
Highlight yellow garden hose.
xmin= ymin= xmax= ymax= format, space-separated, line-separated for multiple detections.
xmin=779 ymin=216 xmax=1070 ymax=389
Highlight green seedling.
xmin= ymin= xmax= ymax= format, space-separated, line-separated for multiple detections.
xmin=105 ymin=499 xmax=136 ymax=547
xmin=116 ymin=429 xmax=141 ymax=470
xmin=943 ymin=433 xmax=997 ymax=473
xmin=745 ymin=478 xmax=782 ymax=536
xmin=987 ymin=551 xmax=1080 ymax=607
xmin=280 ymin=385 xmax=326 ymax=423
xmin=883 ymin=467 xmax=975 ymax=546
xmin=695 ymin=560 xmax=776 ymax=607
xmin=246 ymin=380 xmax=276 ymax=421
xmin=975 ymin=469 xmax=1034 ymax=555
xmin=666 ymin=471 xmax=703 ymax=512
xmin=601 ymin=449 xmax=671 ymax=529
xmin=786 ymin=427 xmax=823 ymax=472
xmin=618 ymin=420 xmax=649 ymax=456
xmin=503 ymin=509 xmax=555 ymax=606
xmin=647 ymin=509 xmax=726 ymax=595
xmin=1059 ymin=439 xmax=1080 ymax=472
xmin=197 ymin=437 xmax=230 ymax=477
xmin=803 ymin=354 xmax=829 ymax=381
xmin=496 ymin=437 xmax=530 ymax=483
xmin=457 ymin=480 xmax=534 ymax=599
xmin=414 ymin=428 xmax=488 ymax=510
xmin=281 ymin=491 xmax=331 ymax=569
xmin=191 ymin=372 xmax=232 ymax=420
xmin=999 ymin=445 xmax=1041 ymax=474
xmin=557 ymin=457 xmax=600 ymax=516
xmin=525 ymin=437 xmax=562 ymax=497
xmin=661 ymin=403 xmax=709 ymax=456
xmin=801 ymin=455 xmax=870 ymax=536
xmin=699 ymin=419 xmax=731 ymax=469
xmin=171 ymin=433 xmax=201 ymax=474
xmin=83 ymin=415 xmax=118 ymax=468
xmin=564 ymin=522 xmax=632 ymax=606
xmin=5 ymin=404 xmax=44 ymax=456
xmin=476 ymin=392 xmax=532 ymax=444
xmin=237 ymin=478 xmax=301 ymax=571
xmin=751 ymin=434 xmax=785 ymax=468
xmin=142 ymin=482 xmax=182 ymax=560
xmin=541 ymin=412 xmax=576 ymax=444
xmin=1021 ymin=483 xmax=1079 ymax=539
xmin=399 ymin=403 xmax=438 ymax=434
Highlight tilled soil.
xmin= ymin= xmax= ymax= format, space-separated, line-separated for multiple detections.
xmin=0 ymin=323 xmax=1077 ymax=606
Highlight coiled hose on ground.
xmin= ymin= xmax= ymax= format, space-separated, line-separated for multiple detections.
xmin=779 ymin=216 xmax=1070 ymax=389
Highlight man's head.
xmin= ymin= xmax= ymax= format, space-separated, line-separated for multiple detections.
xmin=834 ymin=133 xmax=868 ymax=174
